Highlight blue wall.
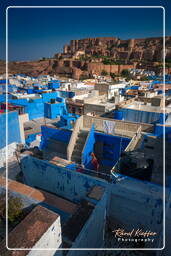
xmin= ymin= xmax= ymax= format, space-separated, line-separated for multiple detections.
xmin=109 ymin=176 xmax=164 ymax=248
xmin=21 ymin=155 xmax=107 ymax=203
xmin=5 ymin=92 xmax=60 ymax=120
xmin=0 ymin=111 xmax=21 ymax=149
xmin=44 ymin=102 xmax=65 ymax=119
xmin=40 ymin=125 xmax=72 ymax=149
xmin=41 ymin=92 xmax=58 ymax=103
xmin=6 ymin=98 xmax=44 ymax=120
xmin=48 ymin=81 xmax=60 ymax=89
xmin=68 ymin=191 xmax=108 ymax=252
xmin=82 ymin=128 xmax=130 ymax=169
xmin=113 ymin=110 xmax=123 ymax=120
xmin=27 ymin=101 xmax=45 ymax=120
xmin=25 ymin=133 xmax=41 ymax=146
xmin=95 ymin=132 xmax=130 ymax=167
xmin=115 ymin=108 xmax=163 ymax=124
xmin=154 ymin=124 xmax=171 ymax=141
xmin=82 ymin=124 xmax=95 ymax=168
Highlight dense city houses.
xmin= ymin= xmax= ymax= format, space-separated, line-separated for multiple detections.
xmin=0 ymin=36 xmax=171 ymax=256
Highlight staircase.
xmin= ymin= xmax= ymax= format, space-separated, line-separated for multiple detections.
xmin=71 ymin=130 xmax=89 ymax=164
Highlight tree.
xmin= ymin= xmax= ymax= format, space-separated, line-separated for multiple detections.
xmin=81 ymin=63 xmax=88 ymax=71
xmin=0 ymin=192 xmax=23 ymax=224
xmin=79 ymin=74 xmax=89 ymax=81
xmin=101 ymin=70 xmax=108 ymax=76
xmin=110 ymin=72 xmax=116 ymax=80
xmin=121 ymin=69 xmax=130 ymax=77
xmin=141 ymin=76 xmax=149 ymax=81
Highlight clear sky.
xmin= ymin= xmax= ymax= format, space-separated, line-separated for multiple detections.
xmin=0 ymin=0 xmax=171 ymax=61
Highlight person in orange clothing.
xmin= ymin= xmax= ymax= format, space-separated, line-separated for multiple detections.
xmin=91 ymin=152 xmax=99 ymax=172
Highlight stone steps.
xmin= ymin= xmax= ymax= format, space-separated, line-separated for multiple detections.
xmin=71 ymin=130 xmax=89 ymax=164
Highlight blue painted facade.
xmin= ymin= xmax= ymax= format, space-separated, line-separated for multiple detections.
xmin=0 ymin=79 xmax=9 ymax=84
xmin=0 ymin=111 xmax=21 ymax=149
xmin=0 ymin=92 xmax=61 ymax=120
xmin=82 ymin=124 xmax=95 ymax=168
xmin=114 ymin=108 xmax=166 ymax=124
xmin=25 ymin=132 xmax=41 ymax=146
xmin=48 ymin=80 xmax=60 ymax=89
xmin=21 ymin=156 xmax=107 ymax=203
xmin=154 ymin=124 xmax=171 ymax=140
xmin=41 ymin=92 xmax=58 ymax=103
xmin=0 ymin=84 xmax=17 ymax=93
xmin=95 ymin=132 xmax=130 ymax=167
xmin=56 ymin=114 xmax=79 ymax=130
xmin=44 ymin=100 xmax=66 ymax=119
xmin=40 ymin=125 xmax=72 ymax=149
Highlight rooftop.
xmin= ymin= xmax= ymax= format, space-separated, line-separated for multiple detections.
xmin=0 ymin=205 xmax=59 ymax=255
xmin=0 ymin=177 xmax=78 ymax=215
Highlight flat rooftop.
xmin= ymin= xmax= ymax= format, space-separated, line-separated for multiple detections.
xmin=24 ymin=117 xmax=60 ymax=137
xmin=0 ymin=205 xmax=59 ymax=255
xmin=125 ymin=102 xmax=163 ymax=113
xmin=0 ymin=177 xmax=78 ymax=215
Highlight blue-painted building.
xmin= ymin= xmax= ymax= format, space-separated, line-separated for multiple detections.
xmin=0 ymin=111 xmax=21 ymax=149
xmin=114 ymin=109 xmax=167 ymax=124
xmin=48 ymin=80 xmax=60 ymax=89
xmin=0 ymin=91 xmax=68 ymax=120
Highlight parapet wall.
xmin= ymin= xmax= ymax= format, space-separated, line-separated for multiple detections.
xmin=20 ymin=155 xmax=168 ymax=249
xmin=83 ymin=115 xmax=154 ymax=137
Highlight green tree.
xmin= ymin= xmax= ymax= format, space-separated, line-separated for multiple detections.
xmin=141 ymin=76 xmax=150 ymax=81
xmin=79 ymin=74 xmax=89 ymax=80
xmin=81 ymin=63 xmax=88 ymax=71
xmin=101 ymin=70 xmax=108 ymax=76
xmin=110 ymin=72 xmax=116 ymax=79
xmin=0 ymin=192 xmax=23 ymax=224
xmin=121 ymin=69 xmax=130 ymax=77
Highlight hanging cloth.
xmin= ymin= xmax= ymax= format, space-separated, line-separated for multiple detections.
xmin=103 ymin=120 xmax=115 ymax=135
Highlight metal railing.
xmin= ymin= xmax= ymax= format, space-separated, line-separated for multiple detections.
xmin=110 ymin=125 xmax=143 ymax=182
xmin=125 ymin=126 xmax=142 ymax=152
xmin=66 ymin=163 xmax=112 ymax=182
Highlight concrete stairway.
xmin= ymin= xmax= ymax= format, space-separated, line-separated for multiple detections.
xmin=71 ymin=130 xmax=89 ymax=164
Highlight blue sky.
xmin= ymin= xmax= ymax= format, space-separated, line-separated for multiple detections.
xmin=0 ymin=0 xmax=171 ymax=61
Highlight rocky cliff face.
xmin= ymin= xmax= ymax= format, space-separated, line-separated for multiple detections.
xmin=62 ymin=36 xmax=171 ymax=62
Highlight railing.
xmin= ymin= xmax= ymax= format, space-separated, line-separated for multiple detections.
xmin=110 ymin=125 xmax=142 ymax=181
xmin=67 ymin=115 xmax=83 ymax=161
xmin=125 ymin=126 xmax=142 ymax=152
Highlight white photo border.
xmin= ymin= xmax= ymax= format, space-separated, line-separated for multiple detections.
xmin=5 ymin=5 xmax=165 ymax=251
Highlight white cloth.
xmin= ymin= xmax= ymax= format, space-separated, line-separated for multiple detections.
xmin=103 ymin=120 xmax=115 ymax=135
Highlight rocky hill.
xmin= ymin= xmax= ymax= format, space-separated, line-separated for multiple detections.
xmin=0 ymin=36 xmax=171 ymax=78
xmin=60 ymin=36 xmax=171 ymax=62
